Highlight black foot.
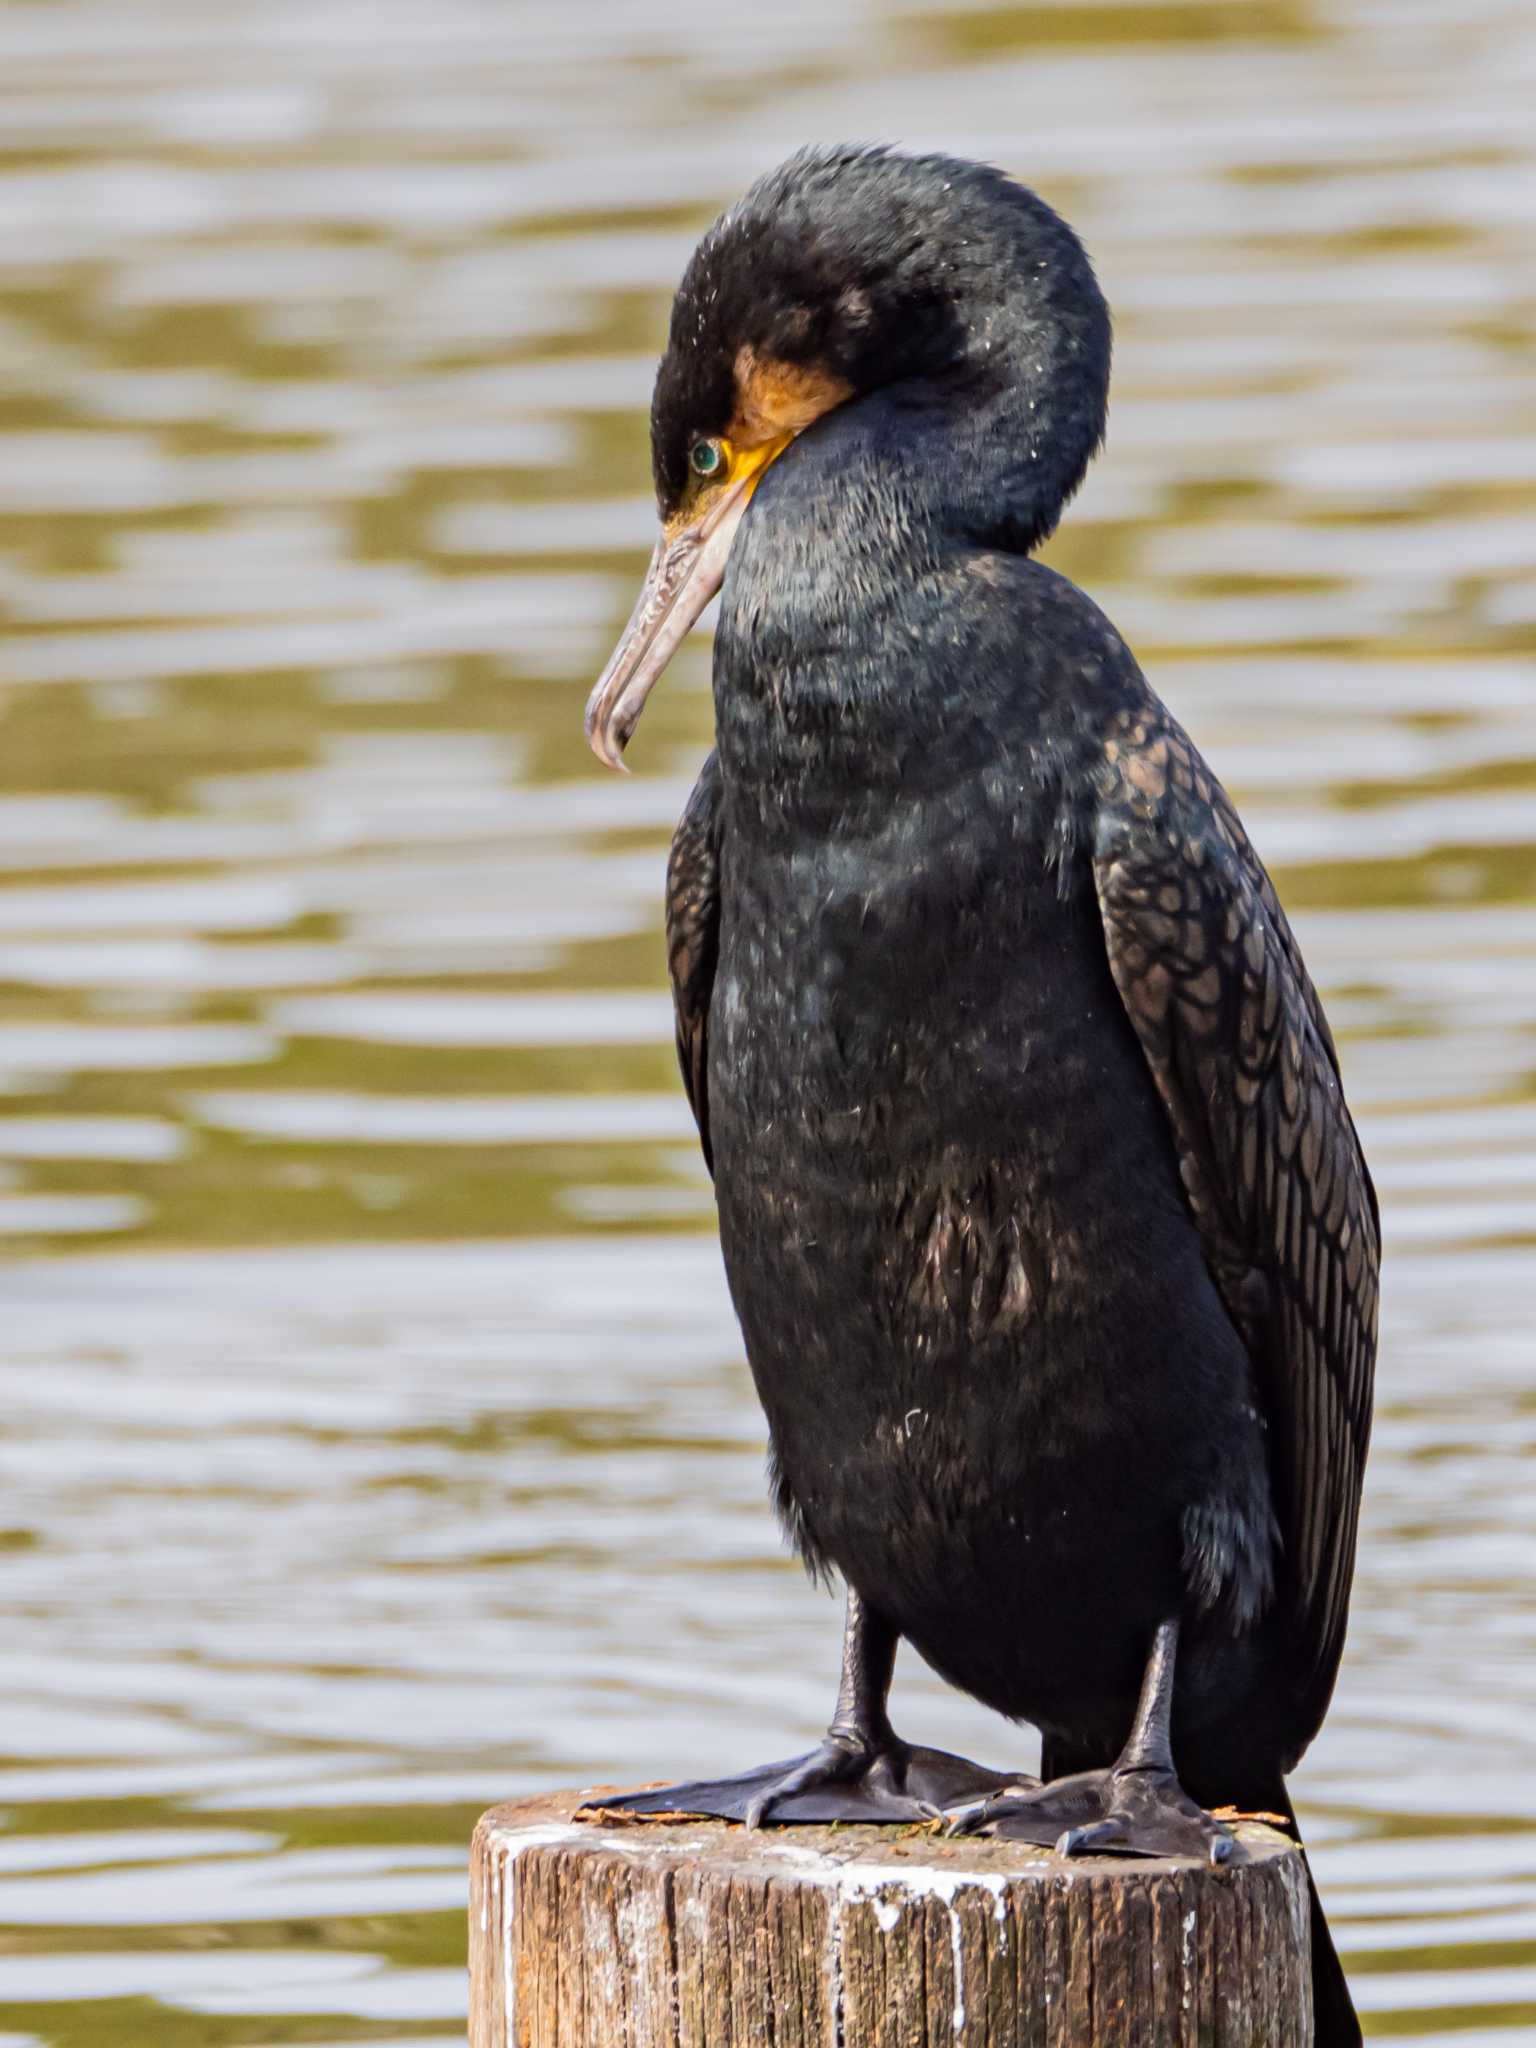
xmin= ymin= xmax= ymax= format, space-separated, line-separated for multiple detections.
xmin=581 ymin=1741 xmax=1028 ymax=1828
xmin=945 ymin=1762 xmax=1238 ymax=1867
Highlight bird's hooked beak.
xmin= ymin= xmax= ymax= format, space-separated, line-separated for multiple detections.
xmin=583 ymin=436 xmax=790 ymax=772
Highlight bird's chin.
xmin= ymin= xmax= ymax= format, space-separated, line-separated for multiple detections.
xmin=583 ymin=483 xmax=751 ymax=772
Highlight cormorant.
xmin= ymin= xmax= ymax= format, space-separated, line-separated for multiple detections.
xmin=583 ymin=146 xmax=1377 ymax=2045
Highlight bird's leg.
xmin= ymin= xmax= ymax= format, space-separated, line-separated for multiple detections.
xmin=741 ymin=1586 xmax=906 ymax=1825
xmin=943 ymin=1620 xmax=1237 ymax=1866
xmin=583 ymin=1585 xmax=1023 ymax=1827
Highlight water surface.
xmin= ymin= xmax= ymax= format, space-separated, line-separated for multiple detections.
xmin=1 ymin=0 xmax=1534 ymax=2038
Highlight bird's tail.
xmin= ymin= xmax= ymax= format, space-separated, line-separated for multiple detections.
xmin=1264 ymin=1777 xmax=1360 ymax=2048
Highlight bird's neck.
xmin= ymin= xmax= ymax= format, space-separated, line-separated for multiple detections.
xmin=714 ymin=558 xmax=1119 ymax=867
xmin=712 ymin=306 xmax=1113 ymax=827
xmin=713 ymin=524 xmax=968 ymax=816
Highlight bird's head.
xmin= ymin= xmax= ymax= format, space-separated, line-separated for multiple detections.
xmin=585 ymin=145 xmax=1111 ymax=769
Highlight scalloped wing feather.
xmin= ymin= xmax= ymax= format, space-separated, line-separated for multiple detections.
xmin=665 ymin=751 xmax=723 ymax=1178
xmin=1093 ymin=707 xmax=1378 ymax=1752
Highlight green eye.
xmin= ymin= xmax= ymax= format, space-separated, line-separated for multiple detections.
xmin=689 ymin=438 xmax=725 ymax=478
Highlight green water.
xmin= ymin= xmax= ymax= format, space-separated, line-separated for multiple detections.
xmin=1 ymin=0 xmax=1534 ymax=2038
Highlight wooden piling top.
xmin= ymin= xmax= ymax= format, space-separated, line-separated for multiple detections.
xmin=470 ymin=1788 xmax=1312 ymax=2046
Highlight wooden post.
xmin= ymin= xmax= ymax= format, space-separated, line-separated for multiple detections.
xmin=470 ymin=1790 xmax=1312 ymax=2047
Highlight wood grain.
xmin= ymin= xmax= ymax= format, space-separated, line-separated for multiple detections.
xmin=470 ymin=1791 xmax=1313 ymax=2047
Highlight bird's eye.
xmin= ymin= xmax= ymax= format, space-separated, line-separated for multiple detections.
xmin=689 ymin=438 xmax=725 ymax=479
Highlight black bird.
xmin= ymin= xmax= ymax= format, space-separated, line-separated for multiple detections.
xmin=584 ymin=146 xmax=1376 ymax=2044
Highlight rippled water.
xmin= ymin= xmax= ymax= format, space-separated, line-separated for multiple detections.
xmin=0 ymin=0 xmax=1533 ymax=2039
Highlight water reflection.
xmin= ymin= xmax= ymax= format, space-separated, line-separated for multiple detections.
xmin=1 ymin=0 xmax=1533 ymax=2039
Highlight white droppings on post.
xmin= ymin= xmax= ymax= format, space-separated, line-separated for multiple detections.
xmin=493 ymin=1821 xmax=582 ymax=2042
xmin=1182 ymin=1904 xmax=1198 ymax=2014
xmin=503 ymin=1851 xmax=514 ymax=2035
xmin=616 ymin=1887 xmax=658 ymax=2020
xmin=1281 ymin=1851 xmax=1310 ymax=1959
xmin=815 ymin=1859 xmax=1018 ymax=2040
xmin=758 ymin=1840 xmax=845 ymax=1870
xmin=824 ymin=1860 xmax=1012 ymax=1913
xmin=827 ymin=1877 xmax=846 ymax=2047
xmin=949 ymin=1901 xmax=966 ymax=2032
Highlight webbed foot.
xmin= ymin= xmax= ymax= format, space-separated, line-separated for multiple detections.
xmin=944 ymin=1618 xmax=1236 ymax=1867
xmin=944 ymin=1760 xmax=1237 ymax=1866
xmin=583 ymin=1740 xmax=1024 ymax=1828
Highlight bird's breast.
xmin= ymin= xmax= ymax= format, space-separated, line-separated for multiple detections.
xmin=708 ymin=787 xmax=1171 ymax=1344
xmin=714 ymin=791 xmax=1095 ymax=1153
xmin=709 ymin=745 xmax=1219 ymax=1349
xmin=704 ymin=784 xmax=1244 ymax=1665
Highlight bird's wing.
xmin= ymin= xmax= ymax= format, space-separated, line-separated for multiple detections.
xmin=1092 ymin=706 xmax=1379 ymax=1743
xmin=665 ymin=751 xmax=723 ymax=1177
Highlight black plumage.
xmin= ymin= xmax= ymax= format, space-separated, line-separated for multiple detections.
xmin=585 ymin=146 xmax=1377 ymax=2045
